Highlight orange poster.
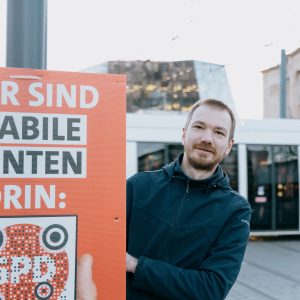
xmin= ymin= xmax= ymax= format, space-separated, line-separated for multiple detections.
xmin=0 ymin=67 xmax=126 ymax=299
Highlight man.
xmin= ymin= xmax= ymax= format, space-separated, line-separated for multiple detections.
xmin=126 ymin=99 xmax=251 ymax=299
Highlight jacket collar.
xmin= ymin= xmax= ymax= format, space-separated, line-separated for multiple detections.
xmin=163 ymin=153 xmax=230 ymax=189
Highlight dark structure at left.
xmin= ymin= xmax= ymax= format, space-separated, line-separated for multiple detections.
xmin=6 ymin=0 xmax=47 ymax=69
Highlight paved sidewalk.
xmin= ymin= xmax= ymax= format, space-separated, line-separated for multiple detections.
xmin=226 ymin=237 xmax=300 ymax=300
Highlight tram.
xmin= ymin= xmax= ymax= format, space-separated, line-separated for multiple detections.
xmin=126 ymin=113 xmax=300 ymax=236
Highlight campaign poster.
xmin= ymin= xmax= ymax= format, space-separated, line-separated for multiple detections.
xmin=0 ymin=67 xmax=126 ymax=299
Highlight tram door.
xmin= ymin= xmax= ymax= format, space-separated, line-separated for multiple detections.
xmin=247 ymin=145 xmax=299 ymax=231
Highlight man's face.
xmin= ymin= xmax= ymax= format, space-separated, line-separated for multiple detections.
xmin=182 ymin=105 xmax=234 ymax=171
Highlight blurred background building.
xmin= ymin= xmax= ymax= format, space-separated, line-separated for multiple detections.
xmin=85 ymin=60 xmax=236 ymax=114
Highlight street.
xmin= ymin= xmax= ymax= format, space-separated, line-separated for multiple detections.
xmin=227 ymin=237 xmax=300 ymax=300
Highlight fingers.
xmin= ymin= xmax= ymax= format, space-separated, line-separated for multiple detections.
xmin=76 ymin=254 xmax=97 ymax=300
xmin=126 ymin=252 xmax=138 ymax=273
xmin=78 ymin=253 xmax=94 ymax=282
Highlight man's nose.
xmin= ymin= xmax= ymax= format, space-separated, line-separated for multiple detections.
xmin=200 ymin=129 xmax=213 ymax=142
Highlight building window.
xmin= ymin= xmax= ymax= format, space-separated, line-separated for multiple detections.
xmin=107 ymin=61 xmax=199 ymax=113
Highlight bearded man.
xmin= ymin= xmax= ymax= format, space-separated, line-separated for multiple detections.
xmin=126 ymin=99 xmax=251 ymax=300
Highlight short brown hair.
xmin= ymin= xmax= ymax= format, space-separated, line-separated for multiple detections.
xmin=184 ymin=99 xmax=236 ymax=139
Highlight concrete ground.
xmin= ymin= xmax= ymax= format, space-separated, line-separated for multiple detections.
xmin=226 ymin=236 xmax=300 ymax=300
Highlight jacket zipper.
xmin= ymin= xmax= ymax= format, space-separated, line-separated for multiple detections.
xmin=186 ymin=181 xmax=190 ymax=200
xmin=172 ymin=181 xmax=190 ymax=227
xmin=168 ymin=181 xmax=190 ymax=259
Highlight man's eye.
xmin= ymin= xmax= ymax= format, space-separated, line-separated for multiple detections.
xmin=194 ymin=125 xmax=203 ymax=129
xmin=216 ymin=131 xmax=225 ymax=136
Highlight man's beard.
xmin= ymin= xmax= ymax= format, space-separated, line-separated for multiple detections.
xmin=185 ymin=142 xmax=226 ymax=171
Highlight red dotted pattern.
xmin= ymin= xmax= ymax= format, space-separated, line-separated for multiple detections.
xmin=0 ymin=224 xmax=69 ymax=300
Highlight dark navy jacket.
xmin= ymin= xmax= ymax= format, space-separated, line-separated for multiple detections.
xmin=127 ymin=154 xmax=251 ymax=300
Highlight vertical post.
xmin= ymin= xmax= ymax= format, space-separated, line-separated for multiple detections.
xmin=279 ymin=49 xmax=286 ymax=118
xmin=271 ymin=147 xmax=276 ymax=230
xmin=238 ymin=144 xmax=248 ymax=199
xmin=6 ymin=0 xmax=47 ymax=69
xmin=298 ymin=145 xmax=300 ymax=231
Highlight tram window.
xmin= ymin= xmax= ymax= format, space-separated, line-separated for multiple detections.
xmin=138 ymin=143 xmax=165 ymax=171
xmin=247 ymin=145 xmax=272 ymax=230
xmin=220 ymin=145 xmax=238 ymax=192
xmin=247 ymin=145 xmax=299 ymax=231
xmin=138 ymin=143 xmax=183 ymax=172
xmin=273 ymin=145 xmax=299 ymax=229
xmin=168 ymin=144 xmax=183 ymax=162
xmin=138 ymin=143 xmax=239 ymax=194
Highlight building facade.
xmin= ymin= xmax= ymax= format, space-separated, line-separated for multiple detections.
xmin=263 ymin=48 xmax=300 ymax=118
xmin=84 ymin=60 xmax=237 ymax=115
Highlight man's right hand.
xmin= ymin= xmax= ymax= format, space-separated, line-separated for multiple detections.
xmin=76 ymin=254 xmax=97 ymax=300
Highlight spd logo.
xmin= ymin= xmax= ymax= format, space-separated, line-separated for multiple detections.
xmin=0 ymin=216 xmax=77 ymax=300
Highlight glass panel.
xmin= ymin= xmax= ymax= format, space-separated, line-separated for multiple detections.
xmin=274 ymin=145 xmax=299 ymax=229
xmin=247 ymin=145 xmax=272 ymax=230
xmin=138 ymin=143 xmax=165 ymax=172
xmin=168 ymin=144 xmax=183 ymax=162
xmin=138 ymin=143 xmax=239 ymax=193
xmin=220 ymin=145 xmax=238 ymax=192
xmin=106 ymin=61 xmax=199 ymax=113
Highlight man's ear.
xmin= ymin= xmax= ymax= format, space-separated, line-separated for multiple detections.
xmin=181 ymin=128 xmax=186 ymax=146
xmin=225 ymin=139 xmax=234 ymax=156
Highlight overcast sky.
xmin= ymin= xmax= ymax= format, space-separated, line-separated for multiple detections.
xmin=1 ymin=0 xmax=300 ymax=119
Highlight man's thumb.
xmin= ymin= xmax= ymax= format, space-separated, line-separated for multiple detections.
xmin=78 ymin=254 xmax=94 ymax=281
xmin=76 ymin=254 xmax=97 ymax=300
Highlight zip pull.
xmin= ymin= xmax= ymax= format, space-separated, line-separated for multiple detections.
xmin=186 ymin=182 xmax=190 ymax=193
xmin=186 ymin=182 xmax=190 ymax=200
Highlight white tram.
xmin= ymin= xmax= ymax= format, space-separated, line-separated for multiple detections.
xmin=126 ymin=113 xmax=300 ymax=236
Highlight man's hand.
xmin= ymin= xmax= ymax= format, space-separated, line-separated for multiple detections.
xmin=76 ymin=254 xmax=97 ymax=300
xmin=126 ymin=252 xmax=138 ymax=273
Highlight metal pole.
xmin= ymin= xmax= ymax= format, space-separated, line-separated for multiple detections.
xmin=6 ymin=0 xmax=47 ymax=69
xmin=279 ymin=49 xmax=286 ymax=118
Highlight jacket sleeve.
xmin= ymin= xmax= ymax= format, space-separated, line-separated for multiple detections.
xmin=131 ymin=206 xmax=251 ymax=300
xmin=126 ymin=176 xmax=134 ymax=250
